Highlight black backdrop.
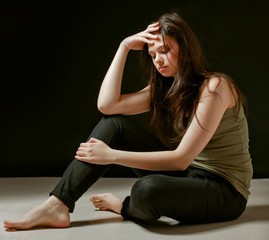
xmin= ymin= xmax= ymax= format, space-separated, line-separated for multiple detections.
xmin=1 ymin=0 xmax=269 ymax=178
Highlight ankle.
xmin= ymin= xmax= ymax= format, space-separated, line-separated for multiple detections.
xmin=48 ymin=195 xmax=68 ymax=209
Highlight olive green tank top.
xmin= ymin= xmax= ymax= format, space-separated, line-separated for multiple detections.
xmin=191 ymin=105 xmax=253 ymax=200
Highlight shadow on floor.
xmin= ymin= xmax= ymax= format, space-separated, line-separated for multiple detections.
xmin=6 ymin=205 xmax=268 ymax=234
xmin=139 ymin=205 xmax=269 ymax=235
xmin=70 ymin=216 xmax=124 ymax=228
xmin=69 ymin=205 xmax=269 ymax=235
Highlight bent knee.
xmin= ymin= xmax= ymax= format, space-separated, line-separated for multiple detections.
xmin=100 ymin=115 xmax=128 ymax=130
xmin=102 ymin=114 xmax=127 ymax=122
xmin=131 ymin=175 xmax=165 ymax=203
xmin=126 ymin=175 xmax=166 ymax=221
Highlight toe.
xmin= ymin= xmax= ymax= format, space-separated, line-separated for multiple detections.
xmin=4 ymin=220 xmax=17 ymax=229
xmin=90 ymin=194 xmax=102 ymax=202
xmin=99 ymin=207 xmax=107 ymax=211
xmin=89 ymin=196 xmax=94 ymax=202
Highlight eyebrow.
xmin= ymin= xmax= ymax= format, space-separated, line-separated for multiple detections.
xmin=148 ymin=45 xmax=165 ymax=55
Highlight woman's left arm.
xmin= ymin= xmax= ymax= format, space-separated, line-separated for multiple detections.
xmin=75 ymin=78 xmax=234 ymax=171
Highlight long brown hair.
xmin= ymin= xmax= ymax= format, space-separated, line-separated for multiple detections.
xmin=142 ymin=12 xmax=245 ymax=148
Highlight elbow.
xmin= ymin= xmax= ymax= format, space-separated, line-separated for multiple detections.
xmin=179 ymin=162 xmax=190 ymax=171
xmin=97 ymin=102 xmax=106 ymax=114
xmin=97 ymin=101 xmax=115 ymax=115
xmin=97 ymin=103 xmax=110 ymax=115
xmin=97 ymin=98 xmax=108 ymax=114
xmin=174 ymin=151 xmax=192 ymax=171
xmin=97 ymin=97 xmax=121 ymax=115
xmin=174 ymin=161 xmax=189 ymax=171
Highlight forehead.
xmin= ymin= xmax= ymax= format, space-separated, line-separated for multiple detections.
xmin=148 ymin=33 xmax=164 ymax=52
xmin=148 ymin=33 xmax=178 ymax=52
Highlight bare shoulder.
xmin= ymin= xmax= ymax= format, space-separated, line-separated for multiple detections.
xmin=204 ymin=75 xmax=230 ymax=92
xmin=200 ymin=74 xmax=237 ymax=108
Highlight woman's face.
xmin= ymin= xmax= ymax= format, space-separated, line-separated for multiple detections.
xmin=148 ymin=33 xmax=179 ymax=78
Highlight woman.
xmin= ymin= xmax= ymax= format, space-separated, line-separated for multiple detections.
xmin=4 ymin=11 xmax=253 ymax=230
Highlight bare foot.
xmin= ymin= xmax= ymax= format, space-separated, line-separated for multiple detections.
xmin=4 ymin=195 xmax=70 ymax=230
xmin=90 ymin=193 xmax=123 ymax=214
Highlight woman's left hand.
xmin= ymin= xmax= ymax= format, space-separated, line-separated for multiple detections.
xmin=75 ymin=138 xmax=114 ymax=165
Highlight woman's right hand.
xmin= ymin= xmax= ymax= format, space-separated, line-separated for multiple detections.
xmin=121 ymin=22 xmax=160 ymax=51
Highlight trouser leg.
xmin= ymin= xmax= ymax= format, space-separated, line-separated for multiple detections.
xmin=121 ymin=167 xmax=247 ymax=223
xmin=50 ymin=115 xmax=167 ymax=212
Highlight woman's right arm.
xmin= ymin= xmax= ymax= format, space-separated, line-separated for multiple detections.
xmin=97 ymin=22 xmax=159 ymax=115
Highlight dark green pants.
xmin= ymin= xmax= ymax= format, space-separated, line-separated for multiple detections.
xmin=50 ymin=115 xmax=246 ymax=224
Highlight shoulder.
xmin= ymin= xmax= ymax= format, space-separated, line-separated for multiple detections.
xmin=203 ymin=74 xmax=230 ymax=93
xmin=200 ymin=73 xmax=237 ymax=109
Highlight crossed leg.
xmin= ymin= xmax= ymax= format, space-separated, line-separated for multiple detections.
xmin=4 ymin=115 xmax=166 ymax=230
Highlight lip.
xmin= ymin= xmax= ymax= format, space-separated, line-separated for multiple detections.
xmin=158 ymin=66 xmax=167 ymax=72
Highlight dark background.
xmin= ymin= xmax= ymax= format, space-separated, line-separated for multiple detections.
xmin=1 ymin=0 xmax=269 ymax=178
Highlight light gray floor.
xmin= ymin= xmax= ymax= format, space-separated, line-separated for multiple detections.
xmin=0 ymin=177 xmax=269 ymax=240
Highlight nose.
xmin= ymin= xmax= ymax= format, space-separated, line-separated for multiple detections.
xmin=154 ymin=54 xmax=163 ymax=64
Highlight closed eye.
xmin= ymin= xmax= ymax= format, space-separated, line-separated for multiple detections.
xmin=149 ymin=48 xmax=169 ymax=59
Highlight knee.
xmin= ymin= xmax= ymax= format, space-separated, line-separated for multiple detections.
xmin=131 ymin=175 xmax=163 ymax=207
xmin=126 ymin=175 xmax=165 ymax=221
xmin=102 ymin=114 xmax=127 ymax=122
xmin=100 ymin=115 xmax=127 ymax=130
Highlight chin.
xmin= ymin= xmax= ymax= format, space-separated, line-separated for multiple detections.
xmin=160 ymin=72 xmax=174 ymax=78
